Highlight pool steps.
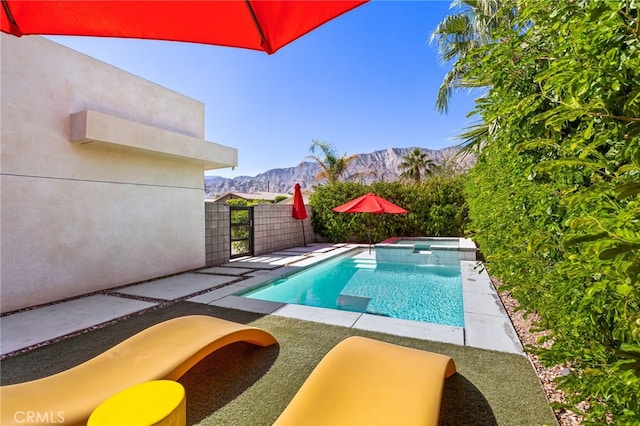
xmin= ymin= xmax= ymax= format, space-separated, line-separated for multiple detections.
xmin=352 ymin=258 xmax=376 ymax=269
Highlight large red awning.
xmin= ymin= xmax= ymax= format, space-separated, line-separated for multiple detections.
xmin=1 ymin=0 xmax=368 ymax=55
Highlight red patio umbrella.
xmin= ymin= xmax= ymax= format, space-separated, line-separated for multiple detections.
xmin=292 ymin=183 xmax=308 ymax=246
xmin=1 ymin=0 xmax=368 ymax=55
xmin=333 ymin=192 xmax=408 ymax=214
xmin=333 ymin=193 xmax=407 ymax=252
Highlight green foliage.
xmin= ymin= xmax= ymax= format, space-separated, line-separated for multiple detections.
xmin=430 ymin=0 xmax=517 ymax=115
xmin=225 ymin=198 xmax=248 ymax=207
xmin=274 ymin=195 xmax=288 ymax=203
xmin=303 ymin=140 xmax=372 ymax=184
xmin=447 ymin=0 xmax=640 ymax=422
xmin=309 ymin=178 xmax=469 ymax=244
xmin=226 ymin=198 xmax=268 ymax=206
xmin=401 ymin=176 xmax=470 ymax=236
xmin=398 ymin=148 xmax=435 ymax=183
xmin=227 ymin=199 xmax=251 ymax=255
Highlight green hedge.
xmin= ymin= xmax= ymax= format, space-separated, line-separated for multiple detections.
xmin=456 ymin=0 xmax=640 ymax=422
xmin=308 ymin=177 xmax=469 ymax=244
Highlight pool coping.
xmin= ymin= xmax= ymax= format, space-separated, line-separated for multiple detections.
xmin=188 ymin=244 xmax=524 ymax=355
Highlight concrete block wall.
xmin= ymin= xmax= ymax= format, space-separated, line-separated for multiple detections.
xmin=204 ymin=203 xmax=316 ymax=266
xmin=253 ymin=204 xmax=314 ymax=255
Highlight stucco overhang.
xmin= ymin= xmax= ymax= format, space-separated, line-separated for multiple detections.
xmin=70 ymin=109 xmax=237 ymax=170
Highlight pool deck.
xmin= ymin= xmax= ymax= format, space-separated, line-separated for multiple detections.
xmin=0 ymin=243 xmax=523 ymax=357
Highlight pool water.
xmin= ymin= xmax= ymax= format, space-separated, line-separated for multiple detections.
xmin=240 ymin=251 xmax=464 ymax=327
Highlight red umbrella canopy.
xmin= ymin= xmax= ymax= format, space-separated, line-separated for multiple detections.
xmin=1 ymin=0 xmax=368 ymax=55
xmin=332 ymin=193 xmax=408 ymax=214
xmin=292 ymin=183 xmax=308 ymax=220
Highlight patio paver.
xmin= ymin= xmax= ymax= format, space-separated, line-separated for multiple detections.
xmin=0 ymin=295 xmax=156 ymax=356
xmin=222 ymin=261 xmax=280 ymax=270
xmin=353 ymin=314 xmax=464 ymax=345
xmin=114 ymin=274 xmax=237 ymax=300
xmin=209 ymin=295 xmax=285 ymax=314
xmin=186 ymin=284 xmax=248 ymax=305
xmin=274 ymin=304 xmax=361 ymax=328
xmin=196 ymin=266 xmax=254 ymax=276
xmin=465 ymin=312 xmax=523 ymax=354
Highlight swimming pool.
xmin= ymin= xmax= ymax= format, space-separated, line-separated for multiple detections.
xmin=239 ymin=250 xmax=465 ymax=327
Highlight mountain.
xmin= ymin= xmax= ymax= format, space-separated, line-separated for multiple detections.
xmin=204 ymin=146 xmax=475 ymax=197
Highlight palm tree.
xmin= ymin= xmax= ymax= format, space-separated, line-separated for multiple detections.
xmin=398 ymin=148 xmax=435 ymax=183
xmin=430 ymin=0 xmax=513 ymax=112
xmin=430 ymin=0 xmax=515 ymax=151
xmin=302 ymin=140 xmax=373 ymax=184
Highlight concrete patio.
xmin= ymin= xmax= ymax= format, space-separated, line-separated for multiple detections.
xmin=0 ymin=243 xmax=522 ymax=358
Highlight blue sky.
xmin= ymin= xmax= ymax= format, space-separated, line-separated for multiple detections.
xmin=49 ymin=0 xmax=477 ymax=178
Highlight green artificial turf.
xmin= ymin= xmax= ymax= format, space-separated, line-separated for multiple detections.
xmin=1 ymin=302 xmax=558 ymax=425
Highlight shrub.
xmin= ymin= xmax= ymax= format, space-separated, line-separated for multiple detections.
xmin=309 ymin=177 xmax=469 ymax=243
xmin=457 ymin=0 xmax=640 ymax=421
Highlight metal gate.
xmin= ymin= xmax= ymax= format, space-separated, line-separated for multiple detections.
xmin=229 ymin=206 xmax=253 ymax=258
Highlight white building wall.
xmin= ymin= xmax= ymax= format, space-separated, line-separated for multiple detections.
xmin=0 ymin=35 xmax=237 ymax=313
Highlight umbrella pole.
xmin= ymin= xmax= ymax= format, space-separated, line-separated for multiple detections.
xmin=368 ymin=215 xmax=373 ymax=254
xmin=301 ymin=219 xmax=307 ymax=247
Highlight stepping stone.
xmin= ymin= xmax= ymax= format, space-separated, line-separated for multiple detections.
xmin=197 ymin=267 xmax=253 ymax=276
xmin=0 ymin=295 xmax=156 ymax=355
xmin=115 ymin=274 xmax=236 ymax=300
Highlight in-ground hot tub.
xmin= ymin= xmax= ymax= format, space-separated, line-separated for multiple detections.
xmin=375 ymin=237 xmax=477 ymax=266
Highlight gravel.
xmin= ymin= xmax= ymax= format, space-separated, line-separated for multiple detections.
xmin=492 ymin=276 xmax=585 ymax=426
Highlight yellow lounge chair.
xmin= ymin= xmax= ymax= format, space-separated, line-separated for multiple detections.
xmin=0 ymin=315 xmax=277 ymax=426
xmin=274 ymin=336 xmax=456 ymax=426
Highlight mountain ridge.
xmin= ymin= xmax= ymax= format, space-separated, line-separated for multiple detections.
xmin=205 ymin=146 xmax=474 ymax=197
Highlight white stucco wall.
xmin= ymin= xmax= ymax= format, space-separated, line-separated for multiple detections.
xmin=0 ymin=35 xmax=237 ymax=313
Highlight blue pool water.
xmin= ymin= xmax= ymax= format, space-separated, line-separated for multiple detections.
xmin=240 ymin=251 xmax=465 ymax=327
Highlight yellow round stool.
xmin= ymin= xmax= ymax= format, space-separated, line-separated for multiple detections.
xmin=88 ymin=380 xmax=186 ymax=426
